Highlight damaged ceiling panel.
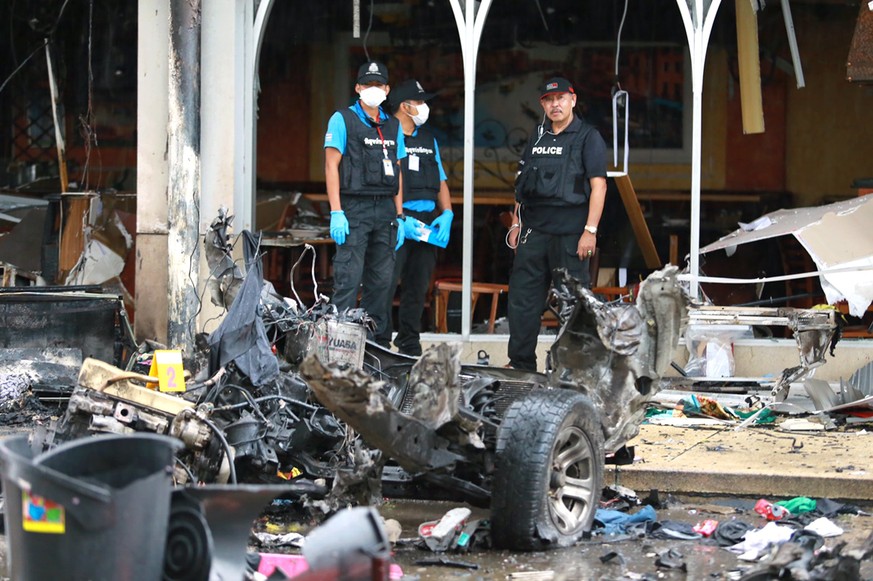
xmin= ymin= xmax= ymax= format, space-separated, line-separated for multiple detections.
xmin=847 ymin=1 xmax=873 ymax=83
xmin=700 ymin=195 xmax=873 ymax=316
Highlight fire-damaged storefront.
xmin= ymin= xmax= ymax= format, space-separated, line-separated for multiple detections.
xmin=1 ymin=2 xmax=873 ymax=579
xmin=1 ymin=1 xmax=871 ymax=342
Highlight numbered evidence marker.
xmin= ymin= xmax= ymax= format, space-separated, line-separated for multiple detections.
xmin=148 ymin=349 xmax=186 ymax=392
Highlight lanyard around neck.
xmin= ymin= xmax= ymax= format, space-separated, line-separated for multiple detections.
xmin=375 ymin=124 xmax=389 ymax=160
xmin=362 ymin=104 xmax=390 ymax=160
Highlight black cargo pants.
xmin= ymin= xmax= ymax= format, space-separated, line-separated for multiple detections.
xmin=507 ymin=227 xmax=591 ymax=371
xmin=376 ymin=208 xmax=439 ymax=355
xmin=331 ymin=195 xmax=398 ymax=343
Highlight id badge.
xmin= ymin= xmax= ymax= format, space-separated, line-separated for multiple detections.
xmin=408 ymin=154 xmax=420 ymax=172
xmin=383 ymin=159 xmax=395 ymax=177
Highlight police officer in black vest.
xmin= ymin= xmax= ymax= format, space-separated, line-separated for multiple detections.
xmin=507 ymin=77 xmax=607 ymax=371
xmin=376 ymin=79 xmax=454 ymax=355
xmin=324 ymin=62 xmax=408 ymax=345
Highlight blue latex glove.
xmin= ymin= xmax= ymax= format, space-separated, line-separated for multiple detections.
xmin=402 ymin=216 xmax=423 ymax=242
xmin=430 ymin=210 xmax=454 ymax=245
xmin=395 ymin=216 xmax=405 ymax=251
xmin=330 ymin=210 xmax=349 ymax=245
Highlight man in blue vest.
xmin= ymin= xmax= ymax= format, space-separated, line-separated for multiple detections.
xmin=324 ymin=61 xmax=407 ymax=345
xmin=376 ymin=79 xmax=453 ymax=356
xmin=507 ymin=77 xmax=607 ymax=371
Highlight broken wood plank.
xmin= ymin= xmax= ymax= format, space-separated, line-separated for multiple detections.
xmin=58 ymin=194 xmax=91 ymax=280
xmin=735 ymin=0 xmax=765 ymax=134
xmin=614 ymin=173 xmax=661 ymax=269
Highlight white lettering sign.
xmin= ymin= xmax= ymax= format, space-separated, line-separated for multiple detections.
xmin=363 ymin=137 xmax=396 ymax=147
xmin=531 ymin=146 xmax=563 ymax=155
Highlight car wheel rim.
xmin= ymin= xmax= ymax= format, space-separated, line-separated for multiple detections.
xmin=548 ymin=425 xmax=596 ymax=534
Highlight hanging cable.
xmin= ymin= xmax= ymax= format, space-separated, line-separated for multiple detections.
xmin=78 ymin=0 xmax=99 ymax=190
xmin=612 ymin=0 xmax=630 ymax=175
xmin=614 ymin=0 xmax=628 ymax=82
xmin=362 ymin=0 xmax=375 ymax=61
xmin=49 ymin=0 xmax=73 ymax=36
xmin=0 ymin=41 xmax=46 ymax=95
xmin=1 ymin=0 xmax=71 ymax=95
xmin=287 ymin=243 xmax=321 ymax=311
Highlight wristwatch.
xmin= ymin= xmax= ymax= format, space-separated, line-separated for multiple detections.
xmin=396 ymin=213 xmax=405 ymax=221
xmin=584 ymin=225 xmax=598 ymax=235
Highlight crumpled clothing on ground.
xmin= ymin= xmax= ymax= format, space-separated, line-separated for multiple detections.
xmin=648 ymin=519 xmax=702 ymax=540
xmin=728 ymin=521 xmax=794 ymax=561
xmin=815 ymin=497 xmax=864 ymax=517
xmin=789 ymin=528 xmax=824 ymax=551
xmin=775 ymin=496 xmax=816 ymax=515
xmin=779 ymin=497 xmax=864 ymax=528
xmin=713 ymin=519 xmax=755 ymax=547
xmin=593 ymin=505 xmax=657 ymax=535
xmin=804 ymin=516 xmax=843 ymax=538
xmin=735 ymin=537 xmax=862 ymax=581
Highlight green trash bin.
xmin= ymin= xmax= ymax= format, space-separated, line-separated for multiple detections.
xmin=0 ymin=433 xmax=182 ymax=581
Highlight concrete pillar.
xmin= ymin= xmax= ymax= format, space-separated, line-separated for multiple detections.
xmin=198 ymin=0 xmax=255 ymax=334
xmin=166 ymin=0 xmax=202 ymax=354
xmin=201 ymin=1 xmax=248 ymax=231
xmin=135 ymin=1 xmax=170 ymax=345
xmin=137 ymin=0 xmax=265 ymax=344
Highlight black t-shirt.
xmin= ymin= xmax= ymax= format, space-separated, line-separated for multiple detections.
xmin=519 ymin=116 xmax=607 ymax=235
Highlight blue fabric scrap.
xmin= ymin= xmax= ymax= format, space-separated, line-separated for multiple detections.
xmin=594 ymin=505 xmax=658 ymax=535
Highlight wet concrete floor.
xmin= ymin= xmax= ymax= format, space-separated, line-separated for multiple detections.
xmin=0 ymin=494 xmax=870 ymax=579
xmin=382 ymin=498 xmax=873 ymax=580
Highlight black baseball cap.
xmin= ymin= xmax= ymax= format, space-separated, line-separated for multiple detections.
xmin=389 ymin=79 xmax=436 ymax=106
xmin=357 ymin=61 xmax=389 ymax=85
xmin=540 ymin=77 xmax=575 ymax=99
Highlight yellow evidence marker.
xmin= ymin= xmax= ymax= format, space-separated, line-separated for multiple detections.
xmin=148 ymin=349 xmax=186 ymax=392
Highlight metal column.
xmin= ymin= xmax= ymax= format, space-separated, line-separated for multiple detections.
xmin=675 ymin=0 xmax=723 ymax=300
xmin=449 ymin=0 xmax=493 ymax=336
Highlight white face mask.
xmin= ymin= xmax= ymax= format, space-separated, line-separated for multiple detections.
xmin=406 ymin=102 xmax=430 ymax=126
xmin=359 ymin=86 xmax=387 ymax=108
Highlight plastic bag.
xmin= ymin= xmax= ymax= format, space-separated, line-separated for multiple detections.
xmin=684 ymin=324 xmax=753 ymax=378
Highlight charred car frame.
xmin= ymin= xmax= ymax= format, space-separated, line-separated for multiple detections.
xmin=37 ymin=218 xmax=689 ymax=550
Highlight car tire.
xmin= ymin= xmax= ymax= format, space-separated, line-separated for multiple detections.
xmin=491 ymin=388 xmax=604 ymax=550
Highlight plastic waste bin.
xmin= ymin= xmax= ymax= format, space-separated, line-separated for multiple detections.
xmin=0 ymin=433 xmax=182 ymax=581
xmin=303 ymin=506 xmax=391 ymax=579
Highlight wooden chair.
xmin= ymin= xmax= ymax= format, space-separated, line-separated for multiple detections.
xmin=432 ymin=280 xmax=508 ymax=333
xmin=591 ymin=286 xmax=634 ymax=303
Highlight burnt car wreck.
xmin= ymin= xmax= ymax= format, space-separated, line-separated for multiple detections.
xmin=24 ymin=214 xmax=689 ymax=550
xmin=301 ymin=266 xmax=688 ymax=549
